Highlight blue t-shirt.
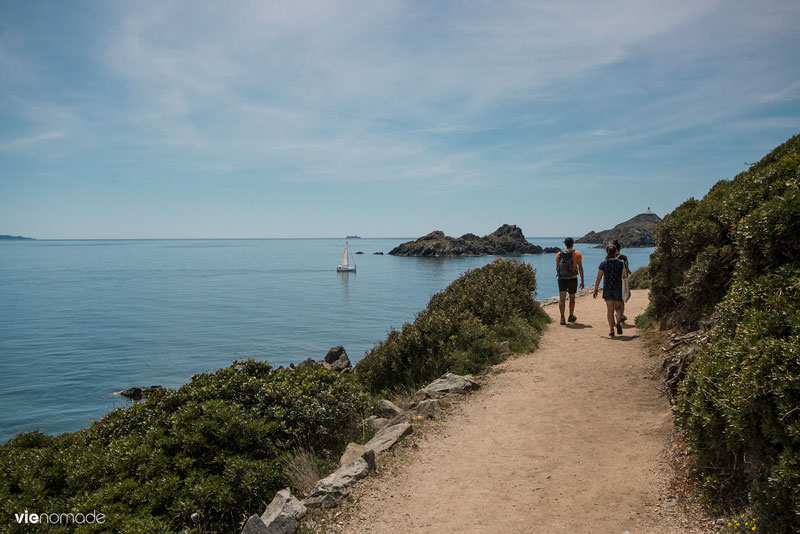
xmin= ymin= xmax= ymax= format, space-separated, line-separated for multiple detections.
xmin=599 ymin=258 xmax=625 ymax=290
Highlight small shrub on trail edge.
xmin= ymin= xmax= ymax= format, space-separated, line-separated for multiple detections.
xmin=628 ymin=265 xmax=652 ymax=290
xmin=355 ymin=259 xmax=549 ymax=394
xmin=0 ymin=361 xmax=368 ymax=534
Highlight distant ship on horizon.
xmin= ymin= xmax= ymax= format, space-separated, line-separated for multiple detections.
xmin=345 ymin=235 xmax=361 ymax=239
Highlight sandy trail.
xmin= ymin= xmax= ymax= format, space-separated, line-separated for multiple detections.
xmin=335 ymin=289 xmax=708 ymax=534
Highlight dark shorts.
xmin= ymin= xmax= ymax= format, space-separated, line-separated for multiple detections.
xmin=558 ymin=278 xmax=578 ymax=294
xmin=603 ymin=288 xmax=623 ymax=302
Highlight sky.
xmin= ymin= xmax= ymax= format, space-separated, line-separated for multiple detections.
xmin=0 ymin=0 xmax=798 ymax=239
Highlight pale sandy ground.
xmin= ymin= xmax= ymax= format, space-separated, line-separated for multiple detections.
xmin=327 ymin=289 xmax=716 ymax=534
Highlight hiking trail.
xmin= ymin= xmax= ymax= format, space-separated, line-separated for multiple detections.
xmin=332 ymin=289 xmax=714 ymax=533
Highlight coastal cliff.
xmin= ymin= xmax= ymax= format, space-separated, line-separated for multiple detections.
xmin=577 ymin=213 xmax=660 ymax=248
xmin=389 ymin=224 xmax=556 ymax=256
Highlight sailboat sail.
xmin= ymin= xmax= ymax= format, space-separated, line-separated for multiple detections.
xmin=341 ymin=244 xmax=349 ymax=267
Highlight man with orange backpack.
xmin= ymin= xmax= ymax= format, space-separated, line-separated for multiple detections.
xmin=555 ymin=237 xmax=585 ymax=325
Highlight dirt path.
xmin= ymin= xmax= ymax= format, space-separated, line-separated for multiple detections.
xmin=331 ymin=289 xmax=714 ymax=534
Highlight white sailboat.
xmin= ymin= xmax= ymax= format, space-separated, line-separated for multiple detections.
xmin=337 ymin=242 xmax=357 ymax=272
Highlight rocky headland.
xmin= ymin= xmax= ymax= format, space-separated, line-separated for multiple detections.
xmin=388 ymin=224 xmax=558 ymax=257
xmin=577 ymin=212 xmax=661 ymax=248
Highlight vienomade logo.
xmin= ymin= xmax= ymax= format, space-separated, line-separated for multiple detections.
xmin=14 ymin=510 xmax=106 ymax=526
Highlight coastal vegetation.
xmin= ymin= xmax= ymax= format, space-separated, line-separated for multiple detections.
xmin=644 ymin=133 xmax=800 ymax=532
xmin=356 ymin=258 xmax=549 ymax=393
xmin=0 ymin=362 xmax=368 ymax=533
xmin=0 ymin=259 xmax=544 ymax=533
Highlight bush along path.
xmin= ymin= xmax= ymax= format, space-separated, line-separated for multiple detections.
xmin=326 ymin=290 xmax=717 ymax=534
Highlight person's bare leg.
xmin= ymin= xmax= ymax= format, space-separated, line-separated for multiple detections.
xmin=620 ymin=301 xmax=626 ymax=321
xmin=606 ymin=300 xmax=615 ymax=331
xmin=569 ymin=294 xmax=576 ymax=318
xmin=559 ymin=291 xmax=567 ymax=322
xmin=615 ymin=302 xmax=624 ymax=324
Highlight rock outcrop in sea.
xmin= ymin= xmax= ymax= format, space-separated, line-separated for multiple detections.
xmin=577 ymin=212 xmax=661 ymax=248
xmin=388 ymin=224 xmax=545 ymax=257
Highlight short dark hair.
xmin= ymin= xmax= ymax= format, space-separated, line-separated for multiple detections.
xmin=564 ymin=237 xmax=574 ymax=248
xmin=612 ymin=239 xmax=622 ymax=251
xmin=605 ymin=244 xmax=618 ymax=259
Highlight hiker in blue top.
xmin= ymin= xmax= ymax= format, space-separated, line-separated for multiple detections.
xmin=593 ymin=243 xmax=628 ymax=337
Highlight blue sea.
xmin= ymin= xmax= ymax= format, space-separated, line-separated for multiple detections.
xmin=0 ymin=238 xmax=653 ymax=442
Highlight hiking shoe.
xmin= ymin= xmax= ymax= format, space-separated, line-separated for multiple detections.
xmin=621 ymin=314 xmax=628 ymax=322
xmin=568 ymin=315 xmax=577 ymax=323
xmin=609 ymin=330 xmax=615 ymax=337
xmin=560 ymin=316 xmax=566 ymax=325
xmin=616 ymin=322 xmax=623 ymax=335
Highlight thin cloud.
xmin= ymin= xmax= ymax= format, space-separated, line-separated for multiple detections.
xmin=0 ymin=130 xmax=64 ymax=151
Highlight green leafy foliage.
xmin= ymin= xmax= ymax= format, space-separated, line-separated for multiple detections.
xmin=676 ymin=268 xmax=800 ymax=532
xmin=355 ymin=259 xmax=549 ymax=393
xmin=628 ymin=265 xmax=652 ymax=289
xmin=648 ymin=135 xmax=800 ymax=330
xmin=0 ymin=361 xmax=368 ymax=533
xmin=647 ymin=133 xmax=800 ymax=532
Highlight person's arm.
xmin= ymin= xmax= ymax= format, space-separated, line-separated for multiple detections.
xmin=592 ymin=269 xmax=603 ymax=298
xmin=578 ymin=257 xmax=585 ymax=289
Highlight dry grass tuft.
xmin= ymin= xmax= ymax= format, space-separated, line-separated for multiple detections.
xmin=282 ymin=448 xmax=321 ymax=496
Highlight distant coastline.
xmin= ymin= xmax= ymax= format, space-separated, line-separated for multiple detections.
xmin=0 ymin=234 xmax=34 ymax=241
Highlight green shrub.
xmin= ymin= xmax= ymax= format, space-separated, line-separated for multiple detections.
xmin=355 ymin=259 xmax=549 ymax=393
xmin=0 ymin=361 xmax=368 ymax=533
xmin=648 ymin=133 xmax=800 ymax=533
xmin=648 ymin=134 xmax=800 ymax=330
xmin=676 ymin=267 xmax=800 ymax=532
xmin=628 ymin=265 xmax=651 ymax=289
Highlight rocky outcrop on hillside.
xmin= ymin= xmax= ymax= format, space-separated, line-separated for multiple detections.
xmin=389 ymin=224 xmax=544 ymax=256
xmin=577 ymin=213 xmax=661 ymax=248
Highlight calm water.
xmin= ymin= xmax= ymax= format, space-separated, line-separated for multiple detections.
xmin=0 ymin=238 xmax=653 ymax=441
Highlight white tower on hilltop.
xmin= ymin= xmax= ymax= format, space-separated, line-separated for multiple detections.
xmin=646 ymin=207 xmax=653 ymax=214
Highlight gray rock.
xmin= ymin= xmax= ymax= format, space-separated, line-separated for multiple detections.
xmin=364 ymin=422 xmax=412 ymax=455
xmin=425 ymin=373 xmax=480 ymax=395
xmin=324 ymin=345 xmax=347 ymax=363
xmin=304 ymin=458 xmax=371 ymax=507
xmin=297 ymin=358 xmax=316 ymax=368
xmin=340 ymin=442 xmax=364 ymax=466
xmin=242 ymin=515 xmax=269 ymax=534
xmin=259 ymin=489 xmax=306 ymax=534
xmin=330 ymin=353 xmax=351 ymax=372
xmin=322 ymin=346 xmax=352 ymax=372
xmin=301 ymin=493 xmax=338 ymax=509
xmin=365 ymin=415 xmax=390 ymax=432
xmin=416 ymin=398 xmax=441 ymax=419
xmin=412 ymin=388 xmax=438 ymax=403
xmin=375 ymin=399 xmax=403 ymax=418
xmin=340 ymin=442 xmax=376 ymax=470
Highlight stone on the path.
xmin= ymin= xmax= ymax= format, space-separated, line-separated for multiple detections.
xmin=365 ymin=415 xmax=390 ymax=432
xmin=375 ymin=399 xmax=403 ymax=418
xmin=364 ymin=422 xmax=412 ymax=455
xmin=425 ymin=373 xmax=479 ymax=395
xmin=416 ymin=398 xmax=441 ymax=419
xmin=301 ymin=493 xmax=338 ymax=509
xmin=412 ymin=388 xmax=438 ymax=403
xmin=258 ymin=489 xmax=306 ymax=534
xmin=304 ymin=458 xmax=371 ymax=508
xmin=242 ymin=515 xmax=269 ymax=534
xmin=339 ymin=442 xmax=376 ymax=470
